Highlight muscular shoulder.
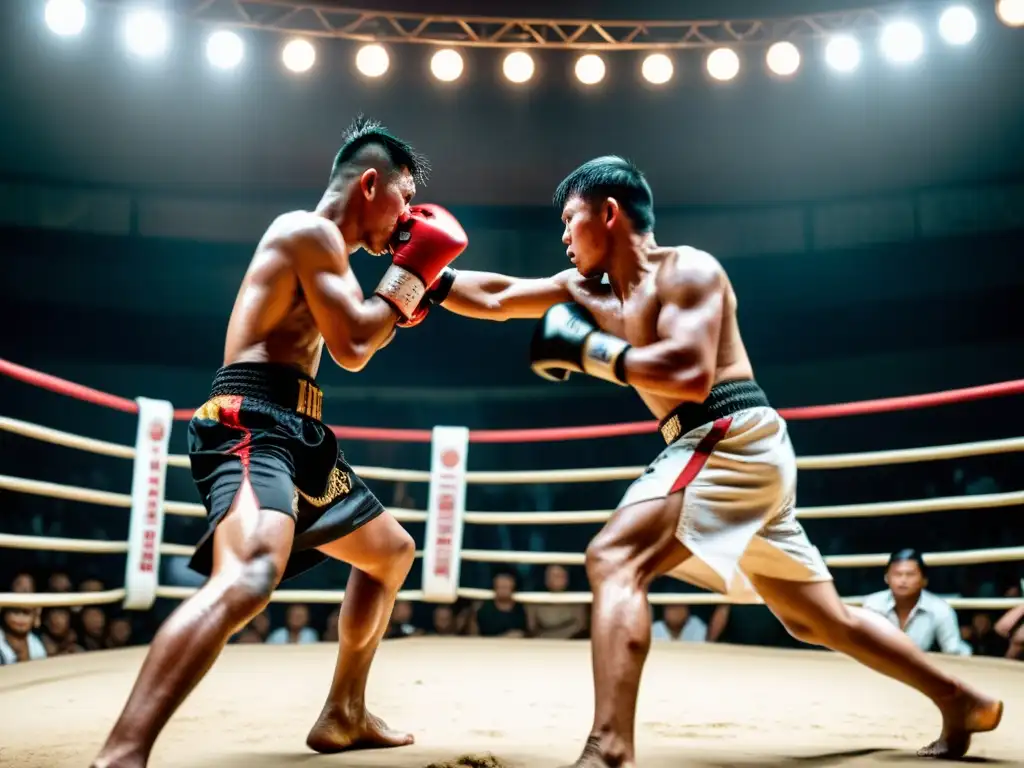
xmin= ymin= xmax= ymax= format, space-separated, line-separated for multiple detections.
xmin=262 ymin=211 xmax=345 ymax=257
xmin=655 ymin=246 xmax=725 ymax=304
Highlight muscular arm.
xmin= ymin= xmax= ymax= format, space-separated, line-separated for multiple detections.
xmin=621 ymin=253 xmax=725 ymax=401
xmin=284 ymin=218 xmax=398 ymax=372
xmin=441 ymin=269 xmax=574 ymax=321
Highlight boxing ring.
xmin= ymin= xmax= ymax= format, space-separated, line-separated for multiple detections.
xmin=1 ymin=356 xmax=1023 ymax=766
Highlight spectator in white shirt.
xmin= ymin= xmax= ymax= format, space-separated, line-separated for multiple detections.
xmin=862 ymin=549 xmax=971 ymax=656
xmin=651 ymin=605 xmax=707 ymax=643
xmin=0 ymin=607 xmax=47 ymax=665
xmin=265 ymin=604 xmax=319 ymax=645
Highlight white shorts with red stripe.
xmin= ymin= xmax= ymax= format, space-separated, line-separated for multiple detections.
xmin=617 ymin=406 xmax=832 ymax=603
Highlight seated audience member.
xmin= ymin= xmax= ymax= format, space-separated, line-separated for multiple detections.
xmin=79 ymin=606 xmax=108 ymax=651
xmin=79 ymin=577 xmax=105 ymax=593
xmin=323 ymin=608 xmax=340 ymax=643
xmin=41 ymin=607 xmax=83 ymax=656
xmin=11 ymin=571 xmax=36 ymax=593
xmin=10 ymin=571 xmax=41 ymax=627
xmin=235 ymin=628 xmax=264 ymax=644
xmin=862 ymin=549 xmax=971 ymax=655
xmin=249 ymin=610 xmax=271 ymax=642
xmin=106 ymin=616 xmax=134 ymax=649
xmin=995 ymin=603 xmax=1024 ymax=660
xmin=431 ymin=605 xmax=457 ymax=636
xmin=0 ymin=607 xmax=47 ymax=664
xmin=527 ymin=565 xmax=588 ymax=639
xmin=470 ymin=571 xmax=528 ymax=638
xmin=266 ymin=604 xmax=318 ymax=645
xmin=385 ymin=600 xmax=421 ymax=639
xmin=651 ymin=604 xmax=708 ymax=643
xmin=48 ymin=571 xmax=74 ymax=594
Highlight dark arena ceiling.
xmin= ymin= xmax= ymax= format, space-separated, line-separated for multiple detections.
xmin=3 ymin=0 xmax=1023 ymax=207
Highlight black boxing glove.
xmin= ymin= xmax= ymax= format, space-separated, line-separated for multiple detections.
xmin=396 ymin=267 xmax=458 ymax=329
xmin=529 ymin=302 xmax=631 ymax=386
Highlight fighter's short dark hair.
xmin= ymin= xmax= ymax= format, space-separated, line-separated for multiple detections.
xmin=553 ymin=155 xmax=655 ymax=233
xmin=329 ymin=114 xmax=428 ymax=186
xmin=888 ymin=548 xmax=928 ymax=575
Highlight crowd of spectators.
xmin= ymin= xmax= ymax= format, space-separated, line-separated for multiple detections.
xmin=6 ymin=560 xmax=1020 ymax=666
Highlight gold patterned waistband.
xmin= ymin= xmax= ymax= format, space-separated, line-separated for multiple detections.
xmin=198 ymin=369 xmax=325 ymax=422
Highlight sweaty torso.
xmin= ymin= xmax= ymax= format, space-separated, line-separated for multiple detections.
xmin=222 ymin=211 xmax=347 ymax=378
xmin=566 ymin=246 xmax=753 ymax=420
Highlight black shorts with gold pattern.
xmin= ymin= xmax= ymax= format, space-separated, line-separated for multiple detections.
xmin=186 ymin=363 xmax=385 ymax=581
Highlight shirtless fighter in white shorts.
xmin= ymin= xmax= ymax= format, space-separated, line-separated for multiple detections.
xmin=411 ymin=156 xmax=1003 ymax=765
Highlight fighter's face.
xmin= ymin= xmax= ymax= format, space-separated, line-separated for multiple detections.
xmin=361 ymin=167 xmax=415 ymax=256
xmin=561 ymin=195 xmax=610 ymax=279
xmin=886 ymin=561 xmax=925 ymax=599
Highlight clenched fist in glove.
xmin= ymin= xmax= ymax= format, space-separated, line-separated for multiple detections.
xmin=395 ymin=267 xmax=458 ymax=329
xmin=376 ymin=205 xmax=467 ymax=322
xmin=530 ymin=302 xmax=632 ymax=386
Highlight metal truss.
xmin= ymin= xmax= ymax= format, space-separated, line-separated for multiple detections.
xmin=96 ymin=0 xmax=916 ymax=50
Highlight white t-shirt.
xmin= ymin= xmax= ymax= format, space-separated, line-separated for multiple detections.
xmin=265 ymin=627 xmax=319 ymax=645
xmin=0 ymin=632 xmax=48 ymax=664
xmin=651 ymin=616 xmax=708 ymax=643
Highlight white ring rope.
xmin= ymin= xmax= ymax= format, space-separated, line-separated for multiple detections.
xmin=453 ymin=588 xmax=1024 ymax=611
xmin=0 ymin=588 xmax=127 ymax=608
xmin=1 ymin=413 xmax=1022 ymax=613
xmin=0 ymin=532 xmax=128 ymax=554
xmin=4 ymin=415 xmax=1024 ymax=478
xmin=1 ymin=472 xmax=1020 ymax=523
xmin=153 ymin=586 xmax=426 ymax=604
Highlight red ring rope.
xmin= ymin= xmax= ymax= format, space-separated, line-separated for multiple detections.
xmin=3 ymin=357 xmax=1024 ymax=444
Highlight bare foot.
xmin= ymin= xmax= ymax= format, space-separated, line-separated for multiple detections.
xmin=90 ymin=752 xmax=146 ymax=768
xmin=563 ymin=735 xmax=635 ymax=768
xmin=918 ymin=691 xmax=1003 ymax=759
xmin=306 ymin=707 xmax=414 ymax=753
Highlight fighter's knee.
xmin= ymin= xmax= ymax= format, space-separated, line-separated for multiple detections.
xmin=223 ymin=553 xmax=280 ymax=616
xmin=782 ymin=605 xmax=857 ymax=648
xmin=585 ymin=537 xmax=634 ymax=584
xmin=391 ymin=527 xmax=416 ymax=572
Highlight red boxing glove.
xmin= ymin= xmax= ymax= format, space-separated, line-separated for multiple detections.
xmin=376 ymin=204 xmax=467 ymax=321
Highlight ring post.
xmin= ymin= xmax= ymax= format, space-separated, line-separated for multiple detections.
xmin=421 ymin=426 xmax=469 ymax=603
xmin=123 ymin=397 xmax=174 ymax=610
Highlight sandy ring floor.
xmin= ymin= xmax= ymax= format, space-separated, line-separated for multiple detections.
xmin=1 ymin=638 xmax=1020 ymax=767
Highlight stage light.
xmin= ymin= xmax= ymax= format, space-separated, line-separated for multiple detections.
xmin=123 ymin=9 xmax=169 ymax=58
xmin=766 ymin=41 xmax=801 ymax=76
xmin=575 ymin=54 xmax=606 ymax=85
xmin=996 ymin=0 xmax=1024 ymax=26
xmin=356 ymin=43 xmax=389 ymax=78
xmin=706 ymin=48 xmax=740 ymax=81
xmin=431 ymin=49 xmax=464 ymax=82
xmin=939 ymin=6 xmax=978 ymax=43
xmin=282 ymin=38 xmax=315 ymax=73
xmin=825 ymin=35 xmax=861 ymax=72
xmin=45 ymin=0 xmax=85 ymax=36
xmin=503 ymin=51 xmax=535 ymax=83
xmin=880 ymin=20 xmax=924 ymax=63
xmin=641 ymin=53 xmax=674 ymax=85
xmin=206 ymin=30 xmax=244 ymax=70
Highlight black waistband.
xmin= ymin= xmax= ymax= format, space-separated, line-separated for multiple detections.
xmin=208 ymin=363 xmax=324 ymax=421
xmin=658 ymin=380 xmax=770 ymax=445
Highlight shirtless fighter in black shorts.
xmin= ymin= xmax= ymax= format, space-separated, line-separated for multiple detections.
xmin=91 ymin=117 xmax=467 ymax=768
xmin=417 ymin=156 xmax=1002 ymax=765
